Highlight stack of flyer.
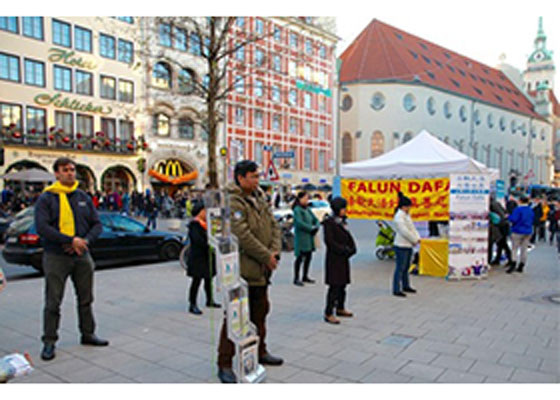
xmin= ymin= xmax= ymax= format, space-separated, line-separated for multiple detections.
xmin=0 ymin=353 xmax=34 ymax=383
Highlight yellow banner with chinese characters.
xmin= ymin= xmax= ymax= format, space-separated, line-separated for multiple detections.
xmin=341 ymin=178 xmax=450 ymax=221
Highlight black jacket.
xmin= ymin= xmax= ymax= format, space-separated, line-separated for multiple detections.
xmin=35 ymin=189 xmax=102 ymax=255
xmin=186 ymin=220 xmax=216 ymax=279
xmin=323 ymin=215 xmax=356 ymax=286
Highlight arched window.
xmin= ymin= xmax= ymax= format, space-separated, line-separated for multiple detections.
xmin=178 ymin=117 xmax=194 ymax=139
xmin=153 ymin=62 xmax=172 ymax=89
xmin=403 ymin=131 xmax=413 ymax=143
xmin=370 ymin=131 xmax=384 ymax=157
xmin=153 ymin=113 xmax=170 ymax=136
xmin=178 ymin=68 xmax=195 ymax=94
xmin=342 ymin=132 xmax=353 ymax=163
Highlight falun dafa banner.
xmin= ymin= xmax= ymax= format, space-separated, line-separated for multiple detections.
xmin=341 ymin=177 xmax=450 ymax=221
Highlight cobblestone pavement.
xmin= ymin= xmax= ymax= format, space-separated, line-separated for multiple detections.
xmin=1 ymin=219 xmax=558 ymax=383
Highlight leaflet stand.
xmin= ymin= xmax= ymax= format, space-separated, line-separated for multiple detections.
xmin=204 ymin=190 xmax=266 ymax=384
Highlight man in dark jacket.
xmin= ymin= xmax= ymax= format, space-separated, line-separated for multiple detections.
xmin=530 ymin=197 xmax=543 ymax=244
xmin=217 ymin=160 xmax=282 ymax=383
xmin=489 ymin=196 xmax=512 ymax=265
xmin=35 ymin=158 xmax=107 ymax=361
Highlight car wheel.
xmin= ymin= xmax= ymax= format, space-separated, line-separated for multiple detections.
xmin=30 ymin=254 xmax=44 ymax=273
xmin=375 ymin=248 xmax=386 ymax=260
xmin=160 ymin=241 xmax=181 ymax=261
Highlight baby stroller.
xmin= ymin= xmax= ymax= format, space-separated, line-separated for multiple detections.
xmin=375 ymin=221 xmax=396 ymax=260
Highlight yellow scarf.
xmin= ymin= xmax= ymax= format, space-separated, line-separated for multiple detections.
xmin=43 ymin=181 xmax=79 ymax=236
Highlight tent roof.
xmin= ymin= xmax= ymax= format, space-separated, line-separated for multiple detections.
xmin=340 ymin=130 xmax=491 ymax=179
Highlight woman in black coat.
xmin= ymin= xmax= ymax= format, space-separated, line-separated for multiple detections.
xmin=187 ymin=201 xmax=219 ymax=315
xmin=322 ymin=197 xmax=357 ymax=324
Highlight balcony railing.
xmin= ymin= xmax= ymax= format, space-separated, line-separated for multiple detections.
xmin=1 ymin=134 xmax=139 ymax=154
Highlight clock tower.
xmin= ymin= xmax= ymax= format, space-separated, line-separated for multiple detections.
xmin=523 ymin=17 xmax=555 ymax=93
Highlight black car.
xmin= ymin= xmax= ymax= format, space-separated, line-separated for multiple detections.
xmin=2 ymin=211 xmax=186 ymax=272
xmin=0 ymin=209 xmax=13 ymax=243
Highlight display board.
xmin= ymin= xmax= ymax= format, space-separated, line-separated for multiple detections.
xmin=448 ymin=174 xmax=490 ymax=279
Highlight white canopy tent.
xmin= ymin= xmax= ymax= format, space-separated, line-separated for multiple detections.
xmin=341 ymin=130 xmax=492 ymax=179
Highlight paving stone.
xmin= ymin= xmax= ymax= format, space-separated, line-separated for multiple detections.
xmin=498 ymin=352 xmax=542 ymax=370
xmin=293 ymin=354 xmax=340 ymax=373
xmin=287 ymin=369 xmax=337 ymax=383
xmin=359 ymin=369 xmax=411 ymax=383
xmin=325 ymin=361 xmax=376 ymax=381
xmin=64 ymin=365 xmax=117 ymax=383
xmin=331 ymin=348 xmax=374 ymax=364
xmin=396 ymin=348 xmax=439 ymax=364
xmin=538 ymin=358 xmax=559 ymax=375
xmin=437 ymin=369 xmax=486 ymax=383
xmin=398 ymin=362 xmax=445 ymax=381
xmin=462 ymin=347 xmax=504 ymax=363
xmin=469 ymin=360 xmax=515 ymax=380
xmin=431 ymin=354 xmax=476 ymax=372
xmin=425 ymin=341 xmax=467 ymax=356
xmin=510 ymin=368 xmax=558 ymax=383
xmin=362 ymin=355 xmax=410 ymax=373
xmin=133 ymin=367 xmax=196 ymax=383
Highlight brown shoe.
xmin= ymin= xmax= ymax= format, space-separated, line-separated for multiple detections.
xmin=336 ymin=309 xmax=354 ymax=317
xmin=324 ymin=314 xmax=340 ymax=324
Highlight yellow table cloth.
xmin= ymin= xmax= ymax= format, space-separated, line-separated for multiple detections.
xmin=418 ymin=238 xmax=448 ymax=277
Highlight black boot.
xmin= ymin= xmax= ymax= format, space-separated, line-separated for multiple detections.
xmin=189 ymin=304 xmax=202 ymax=315
xmin=506 ymin=261 xmax=516 ymax=274
xmin=516 ymin=262 xmax=525 ymax=273
xmin=293 ymin=261 xmax=303 ymax=286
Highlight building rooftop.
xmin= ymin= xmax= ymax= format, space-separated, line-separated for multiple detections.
xmin=340 ymin=19 xmax=541 ymax=119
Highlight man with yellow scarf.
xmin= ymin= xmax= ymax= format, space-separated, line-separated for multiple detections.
xmin=35 ymin=158 xmax=105 ymax=361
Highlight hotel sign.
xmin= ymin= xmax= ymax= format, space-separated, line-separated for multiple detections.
xmin=48 ymin=47 xmax=98 ymax=70
xmin=296 ymin=79 xmax=332 ymax=97
xmin=34 ymin=93 xmax=112 ymax=115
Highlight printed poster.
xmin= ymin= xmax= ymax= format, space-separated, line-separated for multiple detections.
xmin=341 ymin=177 xmax=449 ymax=221
xmin=228 ymin=298 xmax=241 ymax=338
xmin=218 ymin=252 xmax=238 ymax=288
xmin=239 ymin=338 xmax=259 ymax=382
xmin=448 ymin=174 xmax=490 ymax=279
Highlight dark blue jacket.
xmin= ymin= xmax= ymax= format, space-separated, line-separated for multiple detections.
xmin=508 ymin=205 xmax=534 ymax=235
xmin=35 ymin=189 xmax=102 ymax=255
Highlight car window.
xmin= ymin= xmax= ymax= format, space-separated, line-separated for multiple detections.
xmin=7 ymin=217 xmax=34 ymax=235
xmin=110 ymin=215 xmax=146 ymax=233
xmin=15 ymin=207 xmax=34 ymax=219
xmin=310 ymin=200 xmax=329 ymax=208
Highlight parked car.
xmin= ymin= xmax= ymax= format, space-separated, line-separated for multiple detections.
xmin=2 ymin=211 xmax=186 ymax=272
xmin=308 ymin=199 xmax=331 ymax=222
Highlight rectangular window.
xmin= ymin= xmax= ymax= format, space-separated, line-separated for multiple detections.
xmin=190 ymin=33 xmax=201 ymax=55
xmin=26 ymin=107 xmax=46 ymax=139
xmin=53 ymin=65 xmax=72 ymax=92
xmin=178 ymin=118 xmax=194 ymax=139
xmin=76 ymin=114 xmax=93 ymax=137
xmin=119 ymin=79 xmax=134 ymax=103
xmin=159 ymin=23 xmax=172 ymax=47
xmin=1 ymin=103 xmax=23 ymax=134
xmin=0 ymin=53 xmax=20 ymax=82
xmin=101 ymin=117 xmax=116 ymax=140
xmin=117 ymin=17 xmax=134 ymax=24
xmin=55 ymin=111 xmax=73 ymax=135
xmin=319 ymin=96 xmax=327 ymax=112
xmin=289 ymin=117 xmax=297 ymax=134
xmin=273 ymin=55 xmax=281 ymax=72
xmin=235 ymin=45 xmax=245 ymax=61
xmin=255 ymin=142 xmax=263 ymax=166
xmin=75 ymin=70 xmax=93 ymax=95
xmin=118 ymin=39 xmax=133 ymax=63
xmin=255 ymin=48 xmax=264 ymax=67
xmin=320 ymin=45 xmax=326 ymax=59
xmin=235 ymin=107 xmax=245 ymax=125
xmin=235 ymin=76 xmax=244 ymax=93
xmin=74 ymin=26 xmax=92 ymax=52
xmin=273 ymin=25 xmax=281 ymax=41
xmin=304 ymin=149 xmax=311 ymax=170
xmin=305 ymin=39 xmax=313 ymax=54
xmin=304 ymin=93 xmax=312 ymax=109
xmin=52 ymin=19 xmax=71 ymax=48
xmin=119 ymin=120 xmax=134 ymax=143
xmin=290 ymin=33 xmax=298 ymax=48
xmin=99 ymin=34 xmax=116 ymax=59
xmin=0 ymin=17 xmax=18 ymax=34
xmin=236 ymin=17 xmax=245 ymax=28
xmin=289 ymin=147 xmax=296 ymax=169
xmin=174 ymin=27 xmax=187 ymax=51
xmin=273 ymin=114 xmax=281 ymax=131
xmin=272 ymin=86 xmax=280 ymax=102
xmin=255 ymin=80 xmax=263 ymax=97
xmin=255 ymin=110 xmax=263 ymax=129
xmin=255 ymin=19 xmax=264 ymax=35
xmin=24 ymin=59 xmax=44 ymax=87
xmin=22 ymin=17 xmax=43 ymax=40
xmin=304 ymin=121 xmax=311 ymax=137
xmin=289 ymin=89 xmax=297 ymax=105
xmin=319 ymin=124 xmax=325 ymax=140
xmin=318 ymin=151 xmax=325 ymax=172
xmin=100 ymin=75 xmax=116 ymax=99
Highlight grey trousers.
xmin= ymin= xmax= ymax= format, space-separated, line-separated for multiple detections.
xmin=42 ymin=252 xmax=96 ymax=345
xmin=511 ymin=233 xmax=531 ymax=265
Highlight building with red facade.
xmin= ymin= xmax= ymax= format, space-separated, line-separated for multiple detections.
xmin=225 ymin=17 xmax=338 ymax=186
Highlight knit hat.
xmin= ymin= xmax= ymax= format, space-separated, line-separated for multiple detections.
xmin=330 ymin=197 xmax=347 ymax=216
xmin=397 ymin=192 xmax=412 ymax=207
xmin=191 ymin=199 xmax=205 ymax=217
